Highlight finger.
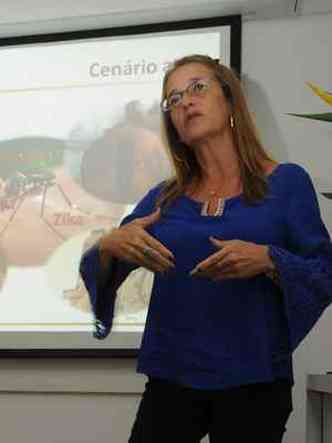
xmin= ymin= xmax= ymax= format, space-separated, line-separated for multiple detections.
xmin=142 ymin=257 xmax=167 ymax=273
xmin=209 ymin=236 xmax=226 ymax=248
xmin=140 ymin=246 xmax=174 ymax=272
xmin=191 ymin=262 xmax=229 ymax=279
xmin=141 ymin=249 xmax=171 ymax=273
xmin=192 ymin=248 xmax=231 ymax=274
xmin=127 ymin=246 xmax=166 ymax=273
xmin=192 ymin=252 xmax=221 ymax=271
xmin=136 ymin=207 xmax=161 ymax=228
xmin=213 ymin=253 xmax=236 ymax=272
xmin=190 ymin=267 xmax=215 ymax=278
xmin=190 ymin=255 xmax=219 ymax=275
xmin=140 ymin=231 xmax=175 ymax=262
xmin=213 ymin=263 xmax=248 ymax=280
xmin=147 ymin=248 xmax=176 ymax=270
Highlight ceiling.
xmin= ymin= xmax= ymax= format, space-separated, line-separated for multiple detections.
xmin=0 ymin=0 xmax=331 ymax=38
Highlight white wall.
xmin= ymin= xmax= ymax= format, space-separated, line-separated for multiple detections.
xmin=0 ymin=358 xmax=145 ymax=443
xmin=243 ymin=13 xmax=332 ymax=443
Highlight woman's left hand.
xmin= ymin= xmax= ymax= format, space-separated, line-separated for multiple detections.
xmin=190 ymin=237 xmax=275 ymax=280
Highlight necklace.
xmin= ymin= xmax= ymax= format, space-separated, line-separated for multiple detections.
xmin=201 ymin=189 xmax=225 ymax=217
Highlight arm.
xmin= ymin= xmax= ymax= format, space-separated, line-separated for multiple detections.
xmin=191 ymin=166 xmax=331 ymax=352
xmin=79 ymin=183 xmax=174 ymax=339
xmin=268 ymin=166 xmax=332 ymax=351
xmin=79 ymin=243 xmax=136 ymax=339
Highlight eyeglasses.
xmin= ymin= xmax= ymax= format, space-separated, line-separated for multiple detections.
xmin=161 ymin=76 xmax=215 ymax=113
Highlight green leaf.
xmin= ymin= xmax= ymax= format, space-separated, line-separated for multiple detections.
xmin=286 ymin=113 xmax=332 ymax=122
xmin=321 ymin=192 xmax=332 ymax=200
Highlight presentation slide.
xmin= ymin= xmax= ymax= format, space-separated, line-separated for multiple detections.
xmin=0 ymin=24 xmax=231 ymax=349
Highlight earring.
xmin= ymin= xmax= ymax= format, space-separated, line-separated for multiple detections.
xmin=230 ymin=115 xmax=235 ymax=129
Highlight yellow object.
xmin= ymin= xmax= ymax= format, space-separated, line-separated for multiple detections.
xmin=306 ymin=82 xmax=332 ymax=107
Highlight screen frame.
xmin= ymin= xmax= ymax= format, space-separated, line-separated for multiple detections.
xmin=0 ymin=15 xmax=241 ymax=358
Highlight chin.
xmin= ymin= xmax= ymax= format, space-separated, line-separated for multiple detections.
xmin=182 ymin=130 xmax=211 ymax=147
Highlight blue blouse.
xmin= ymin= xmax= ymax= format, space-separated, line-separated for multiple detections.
xmin=80 ymin=163 xmax=332 ymax=390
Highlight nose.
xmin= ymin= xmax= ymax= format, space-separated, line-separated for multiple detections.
xmin=180 ymin=91 xmax=195 ymax=108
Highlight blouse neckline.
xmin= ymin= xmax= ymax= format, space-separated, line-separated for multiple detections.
xmin=181 ymin=163 xmax=283 ymax=207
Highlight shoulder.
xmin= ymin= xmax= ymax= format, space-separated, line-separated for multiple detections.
xmin=272 ymin=162 xmax=313 ymax=187
xmin=142 ymin=181 xmax=167 ymax=203
xmin=131 ymin=181 xmax=167 ymax=205
xmin=120 ymin=181 xmax=167 ymax=225
xmin=270 ymin=163 xmax=318 ymax=208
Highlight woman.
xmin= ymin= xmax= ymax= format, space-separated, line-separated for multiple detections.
xmin=80 ymin=55 xmax=332 ymax=443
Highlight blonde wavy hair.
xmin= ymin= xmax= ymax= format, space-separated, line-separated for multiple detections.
xmin=156 ymin=54 xmax=274 ymax=209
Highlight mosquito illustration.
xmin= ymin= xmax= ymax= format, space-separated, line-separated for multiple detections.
xmin=0 ymin=136 xmax=88 ymax=240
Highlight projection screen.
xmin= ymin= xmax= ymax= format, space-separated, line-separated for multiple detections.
xmin=0 ymin=16 xmax=241 ymax=355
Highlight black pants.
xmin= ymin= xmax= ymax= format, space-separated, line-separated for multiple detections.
xmin=129 ymin=377 xmax=293 ymax=443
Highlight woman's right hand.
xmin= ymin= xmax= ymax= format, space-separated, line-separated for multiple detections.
xmin=98 ymin=208 xmax=175 ymax=273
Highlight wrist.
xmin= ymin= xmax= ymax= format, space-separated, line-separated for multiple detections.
xmin=262 ymin=245 xmax=275 ymax=272
xmin=264 ymin=245 xmax=281 ymax=286
xmin=98 ymin=233 xmax=114 ymax=270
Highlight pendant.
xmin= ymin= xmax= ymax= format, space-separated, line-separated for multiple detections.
xmin=201 ymin=198 xmax=225 ymax=216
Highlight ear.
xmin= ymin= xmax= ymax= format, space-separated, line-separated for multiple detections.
xmin=218 ymin=78 xmax=233 ymax=105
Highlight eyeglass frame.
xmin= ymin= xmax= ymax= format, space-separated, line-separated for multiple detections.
xmin=160 ymin=75 xmax=225 ymax=113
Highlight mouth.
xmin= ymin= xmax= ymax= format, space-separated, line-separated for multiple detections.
xmin=185 ymin=112 xmax=203 ymax=125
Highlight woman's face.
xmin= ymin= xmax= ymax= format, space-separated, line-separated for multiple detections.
xmin=165 ymin=63 xmax=231 ymax=147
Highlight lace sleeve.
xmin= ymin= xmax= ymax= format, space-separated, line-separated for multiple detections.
xmin=269 ymin=240 xmax=332 ymax=352
xmin=79 ymin=244 xmax=134 ymax=339
xmin=79 ymin=183 xmax=164 ymax=339
xmin=79 ymin=244 xmax=114 ymax=339
xmin=268 ymin=166 xmax=332 ymax=351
